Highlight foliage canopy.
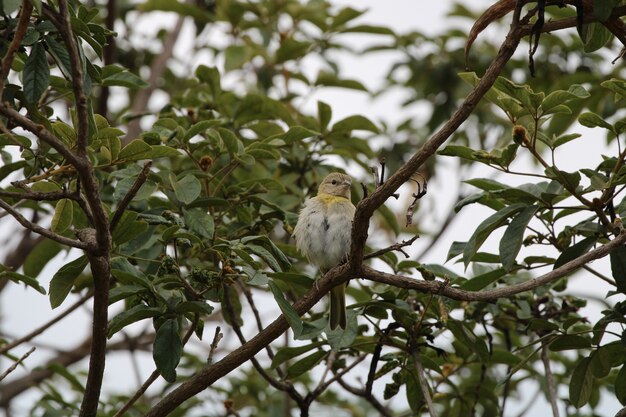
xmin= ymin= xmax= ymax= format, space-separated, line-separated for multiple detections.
xmin=2 ymin=1 xmax=626 ymax=417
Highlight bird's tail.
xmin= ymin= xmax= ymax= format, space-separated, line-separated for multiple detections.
xmin=329 ymin=284 xmax=346 ymax=330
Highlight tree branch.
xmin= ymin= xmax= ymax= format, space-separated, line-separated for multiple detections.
xmin=363 ymin=228 xmax=626 ymax=301
xmin=0 ymin=347 xmax=35 ymax=382
xmin=110 ymin=161 xmax=152 ymax=231
xmin=0 ymin=199 xmax=91 ymax=250
xmin=349 ymin=12 xmax=526 ymax=272
xmin=0 ymin=0 xmax=33 ymax=94
xmin=541 ymin=343 xmax=560 ymax=417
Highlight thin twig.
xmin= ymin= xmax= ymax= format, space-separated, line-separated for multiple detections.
xmin=110 ymin=161 xmax=152 ymax=230
xmin=0 ymin=347 xmax=36 ymax=382
xmin=541 ymin=343 xmax=560 ymax=417
xmin=336 ymin=377 xmax=393 ymax=417
xmin=0 ymin=292 xmax=92 ymax=355
xmin=222 ymin=284 xmax=300 ymax=396
xmin=207 ymin=326 xmax=223 ymax=365
xmin=309 ymin=354 xmax=366 ymax=401
xmin=0 ymin=199 xmax=91 ymax=250
xmin=411 ymin=348 xmax=437 ymax=417
xmin=365 ymin=235 xmax=419 ymax=260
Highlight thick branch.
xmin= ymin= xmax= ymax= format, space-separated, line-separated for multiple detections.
xmin=79 ymin=255 xmax=110 ymax=417
xmin=363 ymin=229 xmax=626 ymax=301
xmin=0 ymin=105 xmax=81 ymax=167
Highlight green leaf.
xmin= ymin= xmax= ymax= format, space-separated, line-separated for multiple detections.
xmin=581 ymin=22 xmax=612 ymax=53
xmin=616 ymin=365 xmax=626 ymax=405
xmin=175 ymin=301 xmax=214 ymax=315
xmin=463 ymin=204 xmax=525 ymax=267
xmin=195 ymin=65 xmax=221 ymax=97
xmin=0 ymin=270 xmax=46 ymax=294
xmin=109 ymin=284 xmax=146 ymax=305
xmin=143 ymin=146 xmax=181 ymax=159
xmin=138 ymin=0 xmax=214 ymax=22
xmin=49 ymin=256 xmax=89 ymax=309
xmin=24 ymin=239 xmax=62 ymax=278
xmin=554 ymin=237 xmax=596 ymax=269
xmin=23 ymin=42 xmax=50 ymax=104
xmin=50 ymin=199 xmax=74 ymax=233
xmin=447 ymin=319 xmax=489 ymax=362
xmin=2 ymin=0 xmax=21 ymax=14
xmin=405 ymin=369 xmax=423 ymax=414
xmin=276 ymin=38 xmax=311 ymax=63
xmin=217 ymin=127 xmax=243 ymax=155
xmin=332 ymin=115 xmax=379 ymax=133
xmin=224 ymin=45 xmax=248 ymax=71
xmin=269 ymin=281 xmax=303 ymax=338
xmin=153 ymin=318 xmax=183 ymax=383
xmin=285 ymin=350 xmax=326 ymax=379
xmin=171 ymin=174 xmax=201 ymax=204
xmin=184 ymin=120 xmax=218 ymax=141
xmin=271 ymin=341 xmax=325 ymax=368
xmin=27 ymin=0 xmax=42 ymax=16
xmin=318 ymin=101 xmax=332 ymax=131
xmin=601 ymin=78 xmax=626 ymax=101
xmin=340 ymin=24 xmax=395 ymax=35
xmin=107 ymin=304 xmax=161 ymax=337
xmin=101 ymin=65 xmax=148 ymax=88
xmin=594 ymin=0 xmax=618 ymax=21
xmin=460 ymin=268 xmax=506 ymax=291
xmin=553 ymin=133 xmax=582 ymax=148
xmin=569 ymin=357 xmax=594 ymax=408
xmin=499 ymin=205 xmax=538 ymax=271
xmin=315 ymin=72 xmax=367 ymax=91
xmin=549 ymin=335 xmax=591 ymax=351
xmin=183 ymin=208 xmax=214 ymax=239
xmin=45 ymin=36 xmax=72 ymax=79
xmin=578 ymin=112 xmax=614 ymax=132
xmin=117 ymin=140 xmax=152 ymax=161
xmin=111 ymin=211 xmax=149 ymax=245
xmin=610 ymin=246 xmax=626 ymax=293
xmin=282 ymin=126 xmax=319 ymax=143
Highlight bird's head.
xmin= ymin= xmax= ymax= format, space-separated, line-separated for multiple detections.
xmin=317 ymin=172 xmax=352 ymax=199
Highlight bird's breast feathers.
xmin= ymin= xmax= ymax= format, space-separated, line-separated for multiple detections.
xmin=293 ymin=194 xmax=355 ymax=270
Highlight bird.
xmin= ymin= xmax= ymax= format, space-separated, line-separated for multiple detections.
xmin=293 ymin=172 xmax=355 ymax=329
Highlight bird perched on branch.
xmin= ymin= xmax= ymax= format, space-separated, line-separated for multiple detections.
xmin=293 ymin=172 xmax=355 ymax=329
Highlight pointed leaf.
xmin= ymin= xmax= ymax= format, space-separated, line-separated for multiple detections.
xmin=49 ymin=256 xmax=89 ymax=309
xmin=499 ymin=205 xmax=538 ymax=271
xmin=463 ymin=204 xmax=525 ymax=267
xmin=153 ymin=318 xmax=182 ymax=382
xmin=171 ymin=174 xmax=201 ymax=204
xmin=23 ymin=42 xmax=50 ymax=103
xmin=569 ymin=357 xmax=593 ymax=408
xmin=610 ymin=245 xmax=626 ymax=293
xmin=269 ymin=281 xmax=303 ymax=338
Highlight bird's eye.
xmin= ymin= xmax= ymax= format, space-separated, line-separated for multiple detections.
xmin=331 ymin=180 xmax=337 ymax=185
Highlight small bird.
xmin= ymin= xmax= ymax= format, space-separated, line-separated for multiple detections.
xmin=293 ymin=172 xmax=356 ymax=329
